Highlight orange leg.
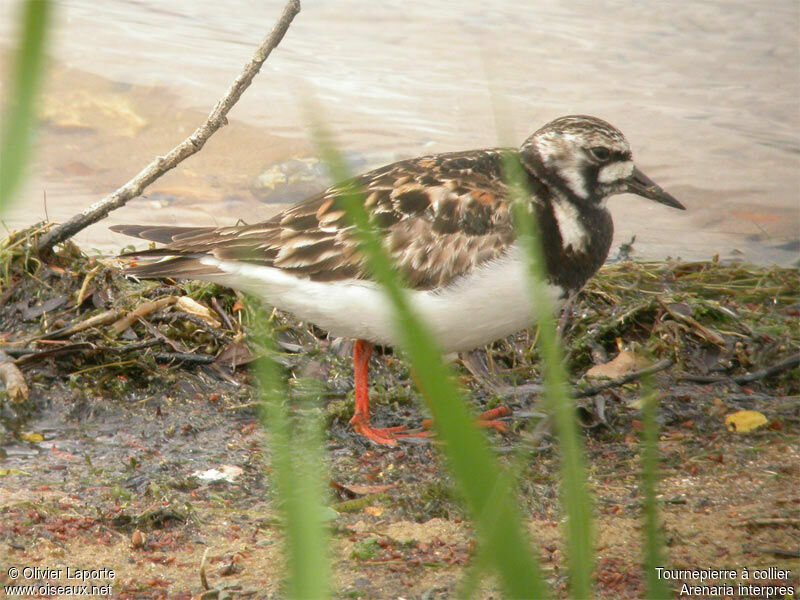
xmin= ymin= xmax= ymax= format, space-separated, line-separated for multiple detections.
xmin=349 ymin=340 xmax=411 ymax=446
xmin=348 ymin=340 xmax=511 ymax=445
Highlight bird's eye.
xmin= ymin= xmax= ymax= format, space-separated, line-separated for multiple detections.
xmin=588 ymin=147 xmax=611 ymax=161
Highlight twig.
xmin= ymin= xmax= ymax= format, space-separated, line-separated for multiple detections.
xmin=679 ymin=353 xmax=800 ymax=385
xmin=210 ymin=297 xmax=235 ymax=331
xmin=68 ymin=359 xmax=137 ymax=377
xmin=23 ymin=308 xmax=123 ymax=342
xmin=76 ymin=264 xmax=101 ymax=306
xmin=9 ymin=340 xmax=162 ymax=369
xmin=659 ymin=299 xmax=725 ymax=346
xmin=153 ymin=352 xmax=215 ymax=365
xmin=725 ymin=352 xmax=800 ymax=384
xmin=35 ymin=0 xmax=302 ymax=255
xmin=77 ymin=312 xmax=119 ymax=333
xmin=103 ymin=339 xmax=164 ymax=355
xmin=151 ymin=312 xmax=229 ymax=343
xmin=0 ymin=349 xmax=28 ymax=402
xmin=110 ymin=296 xmax=178 ymax=335
xmin=13 ymin=342 xmax=95 ymax=367
xmin=574 ymin=359 xmax=674 ymax=398
xmin=138 ymin=317 xmax=186 ymax=353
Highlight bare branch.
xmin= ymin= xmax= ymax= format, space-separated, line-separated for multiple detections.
xmin=36 ymin=0 xmax=301 ymax=255
xmin=679 ymin=353 xmax=800 ymax=385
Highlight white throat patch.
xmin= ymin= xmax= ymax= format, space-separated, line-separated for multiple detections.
xmin=551 ymin=198 xmax=589 ymax=253
xmin=598 ymin=160 xmax=633 ymax=183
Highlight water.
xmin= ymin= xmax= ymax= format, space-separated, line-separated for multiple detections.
xmin=1 ymin=0 xmax=798 ymax=265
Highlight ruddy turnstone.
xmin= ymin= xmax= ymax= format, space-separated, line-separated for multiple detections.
xmin=112 ymin=115 xmax=685 ymax=445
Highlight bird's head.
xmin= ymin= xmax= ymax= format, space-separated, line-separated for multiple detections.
xmin=520 ymin=115 xmax=685 ymax=210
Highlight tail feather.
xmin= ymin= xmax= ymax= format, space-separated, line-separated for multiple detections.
xmin=110 ymin=224 xmax=215 ymax=245
xmin=112 ymin=222 xmax=285 ymax=282
xmin=121 ymin=255 xmax=224 ymax=279
xmin=112 ymin=224 xmax=224 ymax=279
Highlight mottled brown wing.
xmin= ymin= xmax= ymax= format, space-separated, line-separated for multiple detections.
xmin=112 ymin=148 xmax=518 ymax=290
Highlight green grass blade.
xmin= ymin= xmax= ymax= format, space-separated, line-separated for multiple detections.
xmin=455 ymin=545 xmax=489 ymax=600
xmin=0 ymin=0 xmax=51 ymax=213
xmin=253 ymin=306 xmax=330 ymax=600
xmin=640 ymin=378 xmax=671 ymax=599
xmin=308 ymin=119 xmax=549 ymax=600
xmin=501 ymin=154 xmax=594 ymax=599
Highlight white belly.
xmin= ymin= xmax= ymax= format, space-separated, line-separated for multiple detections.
xmin=199 ymin=244 xmax=564 ymax=352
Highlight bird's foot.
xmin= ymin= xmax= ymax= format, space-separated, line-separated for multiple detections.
xmin=349 ymin=406 xmax=512 ymax=445
xmin=476 ymin=406 xmax=512 ymax=433
xmin=420 ymin=405 xmax=512 ymax=434
xmin=349 ymin=413 xmax=430 ymax=446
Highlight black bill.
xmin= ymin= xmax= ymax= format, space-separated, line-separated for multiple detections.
xmin=627 ymin=166 xmax=685 ymax=210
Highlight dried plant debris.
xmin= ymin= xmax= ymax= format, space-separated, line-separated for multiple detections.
xmin=570 ymin=260 xmax=798 ymax=379
xmin=1 ymin=226 xmax=798 ymax=598
xmin=0 ymin=350 xmax=28 ymax=402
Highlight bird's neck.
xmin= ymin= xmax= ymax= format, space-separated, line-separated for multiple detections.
xmin=528 ymin=175 xmax=614 ymax=295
